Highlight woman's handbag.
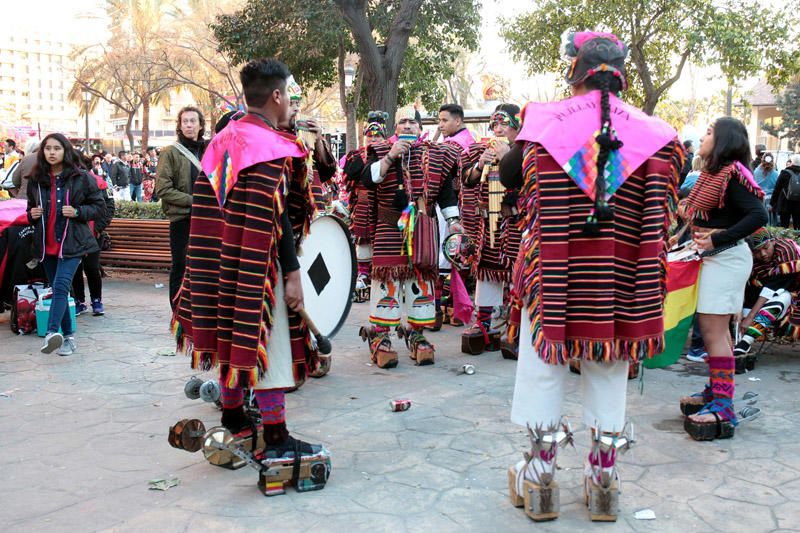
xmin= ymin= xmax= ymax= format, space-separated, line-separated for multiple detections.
xmin=398 ymin=148 xmax=439 ymax=270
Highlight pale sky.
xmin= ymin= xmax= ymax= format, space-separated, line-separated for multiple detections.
xmin=29 ymin=0 xmax=743 ymax=111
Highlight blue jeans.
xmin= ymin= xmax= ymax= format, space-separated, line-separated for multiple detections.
xmin=129 ymin=183 xmax=143 ymax=202
xmin=43 ymin=255 xmax=81 ymax=336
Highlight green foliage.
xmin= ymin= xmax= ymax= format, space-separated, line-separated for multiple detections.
xmin=114 ymin=200 xmax=166 ymax=220
xmin=501 ymin=0 xmax=796 ymax=115
xmin=212 ymin=0 xmax=481 ymax=116
xmin=762 ymin=82 xmax=800 ymax=152
xmin=212 ymin=2 xmax=344 ymax=93
xmin=768 ymin=226 xmax=800 ymax=245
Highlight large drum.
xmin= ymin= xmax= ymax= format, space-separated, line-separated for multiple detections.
xmin=298 ymin=215 xmax=356 ymax=338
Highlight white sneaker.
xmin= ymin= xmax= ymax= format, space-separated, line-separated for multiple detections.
xmin=58 ymin=336 xmax=76 ymax=357
xmin=41 ymin=332 xmax=64 ymax=354
xmin=686 ymin=351 xmax=708 ymax=363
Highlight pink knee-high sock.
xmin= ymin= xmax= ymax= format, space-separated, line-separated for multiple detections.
xmin=254 ymin=389 xmax=286 ymax=424
xmin=709 ymin=355 xmax=735 ymax=400
xmin=220 ymin=385 xmax=244 ymax=410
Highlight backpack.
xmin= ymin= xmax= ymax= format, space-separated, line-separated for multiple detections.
xmin=787 ymin=169 xmax=800 ymax=201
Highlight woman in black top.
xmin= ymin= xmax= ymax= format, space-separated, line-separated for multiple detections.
xmin=679 ymin=117 xmax=767 ymax=441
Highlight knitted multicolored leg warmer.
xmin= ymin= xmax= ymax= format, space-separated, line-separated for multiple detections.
xmin=220 ymin=385 xmax=244 ymax=410
xmin=254 ymin=389 xmax=286 ymax=425
xmin=709 ymin=356 xmax=735 ymax=400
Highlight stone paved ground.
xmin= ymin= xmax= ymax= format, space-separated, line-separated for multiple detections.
xmin=1 ymin=273 xmax=800 ymax=532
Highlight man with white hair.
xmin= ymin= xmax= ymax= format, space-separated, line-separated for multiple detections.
xmin=771 ymin=153 xmax=800 ymax=228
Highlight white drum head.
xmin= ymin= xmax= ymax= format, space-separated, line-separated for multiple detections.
xmin=297 ymin=215 xmax=356 ymax=338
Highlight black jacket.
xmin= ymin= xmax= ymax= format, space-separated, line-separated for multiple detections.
xmin=27 ymin=168 xmax=106 ymax=260
xmin=111 ymin=160 xmax=131 ymax=187
xmin=771 ymin=166 xmax=800 ymax=214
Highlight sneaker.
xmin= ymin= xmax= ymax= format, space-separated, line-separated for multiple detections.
xmin=40 ymin=332 xmax=64 ymax=354
xmin=58 ymin=336 xmax=76 ymax=357
xmin=686 ymin=349 xmax=708 ymax=363
xmin=91 ymin=298 xmax=104 ymax=316
xmin=75 ymin=301 xmax=88 ymax=316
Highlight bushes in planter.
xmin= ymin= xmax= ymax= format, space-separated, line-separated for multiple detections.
xmin=113 ymin=200 xmax=166 ymax=219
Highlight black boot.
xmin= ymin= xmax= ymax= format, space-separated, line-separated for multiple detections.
xmin=262 ymin=422 xmax=318 ymax=457
xmin=221 ymin=407 xmax=254 ymax=435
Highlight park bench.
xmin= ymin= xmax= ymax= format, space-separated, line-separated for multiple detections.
xmin=100 ymin=218 xmax=171 ymax=270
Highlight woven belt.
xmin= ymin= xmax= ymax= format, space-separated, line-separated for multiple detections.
xmin=701 ymin=240 xmax=744 ymax=258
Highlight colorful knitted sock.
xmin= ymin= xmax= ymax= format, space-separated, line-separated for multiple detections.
xmin=254 ymin=389 xmax=286 ymax=425
xmin=375 ymin=325 xmax=390 ymax=334
xmin=220 ymin=385 xmax=244 ymax=410
xmin=709 ymin=356 xmax=735 ymax=400
xmin=507 ymin=301 xmax=521 ymax=342
xmin=477 ymin=306 xmax=493 ymax=329
xmin=357 ymin=261 xmax=371 ymax=277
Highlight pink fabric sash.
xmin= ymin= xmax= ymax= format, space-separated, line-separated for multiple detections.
xmin=450 ymin=269 xmax=474 ymax=323
xmin=202 ymin=115 xmax=308 ymax=207
xmin=517 ymin=92 xmax=677 ymax=201
xmin=0 ymin=199 xmax=29 ymax=233
xmin=444 ymin=128 xmax=476 ymax=153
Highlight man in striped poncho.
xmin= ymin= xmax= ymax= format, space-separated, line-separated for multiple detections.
xmin=358 ymin=105 xmax=463 ymax=369
xmin=173 ymin=58 xmax=329 ymax=477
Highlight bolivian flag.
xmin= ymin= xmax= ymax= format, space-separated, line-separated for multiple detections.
xmin=644 ymin=259 xmax=702 ymax=369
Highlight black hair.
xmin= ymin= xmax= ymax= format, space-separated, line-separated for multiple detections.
xmin=214 ymin=110 xmax=239 ymax=134
xmin=494 ymin=103 xmax=521 ymax=117
xmin=240 ymin=58 xmax=291 ymax=108
xmin=118 ymin=150 xmax=127 ymax=157
xmin=5 ymin=139 xmax=16 ymax=149
xmin=705 ymin=117 xmax=751 ymax=174
xmin=582 ymin=71 xmax=624 ymax=236
xmin=75 ymin=150 xmax=92 ymax=170
xmin=176 ymin=106 xmax=206 ymax=139
xmin=683 ymin=139 xmax=693 ymax=149
xmin=439 ymin=103 xmax=464 ymax=120
xmin=31 ymin=133 xmax=81 ymax=183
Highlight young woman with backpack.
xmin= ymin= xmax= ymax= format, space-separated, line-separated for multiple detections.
xmin=771 ymin=153 xmax=800 ymax=228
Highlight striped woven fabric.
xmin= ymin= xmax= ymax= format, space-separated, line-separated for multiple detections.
xmin=517 ymin=139 xmax=682 ymax=364
xmin=368 ymin=140 xmax=461 ymax=282
xmin=464 ymin=142 xmax=511 ymax=282
xmin=684 ymin=162 xmax=764 ymax=221
xmin=173 ymin=157 xmax=317 ymax=388
xmin=343 ymin=147 xmax=376 ymax=244
xmin=458 ymin=144 xmax=480 ymax=246
xmin=751 ymin=237 xmax=800 ymax=338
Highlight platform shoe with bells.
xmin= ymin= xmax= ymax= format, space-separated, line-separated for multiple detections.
xmin=397 ymin=326 xmax=435 ymax=365
xmin=508 ymin=420 xmax=574 ymax=522
xmin=359 ymin=326 xmax=398 ymax=369
xmin=583 ymin=425 xmax=634 ymax=522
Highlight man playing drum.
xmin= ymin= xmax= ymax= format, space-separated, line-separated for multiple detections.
xmin=172 ymin=58 xmax=329 ymax=489
xmin=359 ymin=105 xmax=463 ymax=368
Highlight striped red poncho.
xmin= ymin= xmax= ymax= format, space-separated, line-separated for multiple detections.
xmin=515 ymin=140 xmax=682 ymax=364
xmin=173 ymin=125 xmax=317 ymax=388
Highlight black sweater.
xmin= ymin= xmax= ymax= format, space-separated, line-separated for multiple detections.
xmin=694 ymin=179 xmax=768 ymax=248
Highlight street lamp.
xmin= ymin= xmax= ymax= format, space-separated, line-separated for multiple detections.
xmin=82 ymin=89 xmax=91 ymax=153
xmin=344 ymin=65 xmax=355 ymax=89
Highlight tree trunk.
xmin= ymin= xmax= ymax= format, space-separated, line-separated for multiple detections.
xmin=141 ymin=97 xmax=150 ymax=152
xmin=125 ymin=111 xmax=136 ymax=152
xmin=335 ymin=0 xmax=422 ymax=134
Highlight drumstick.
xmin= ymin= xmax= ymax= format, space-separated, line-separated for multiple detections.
xmin=298 ymin=308 xmax=332 ymax=354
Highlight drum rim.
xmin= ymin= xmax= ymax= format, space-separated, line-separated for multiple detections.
xmin=307 ymin=214 xmax=357 ymax=339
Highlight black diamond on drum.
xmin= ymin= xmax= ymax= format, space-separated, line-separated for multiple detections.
xmin=308 ymin=253 xmax=332 ymax=296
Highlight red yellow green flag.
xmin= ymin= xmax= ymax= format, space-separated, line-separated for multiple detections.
xmin=644 ymin=259 xmax=702 ymax=369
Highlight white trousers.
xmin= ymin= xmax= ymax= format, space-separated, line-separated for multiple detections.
xmin=257 ymin=271 xmax=294 ymax=389
xmin=511 ymin=311 xmax=629 ymax=432
xmin=475 ymin=279 xmax=504 ymax=307
xmin=356 ymin=244 xmax=372 ymax=261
